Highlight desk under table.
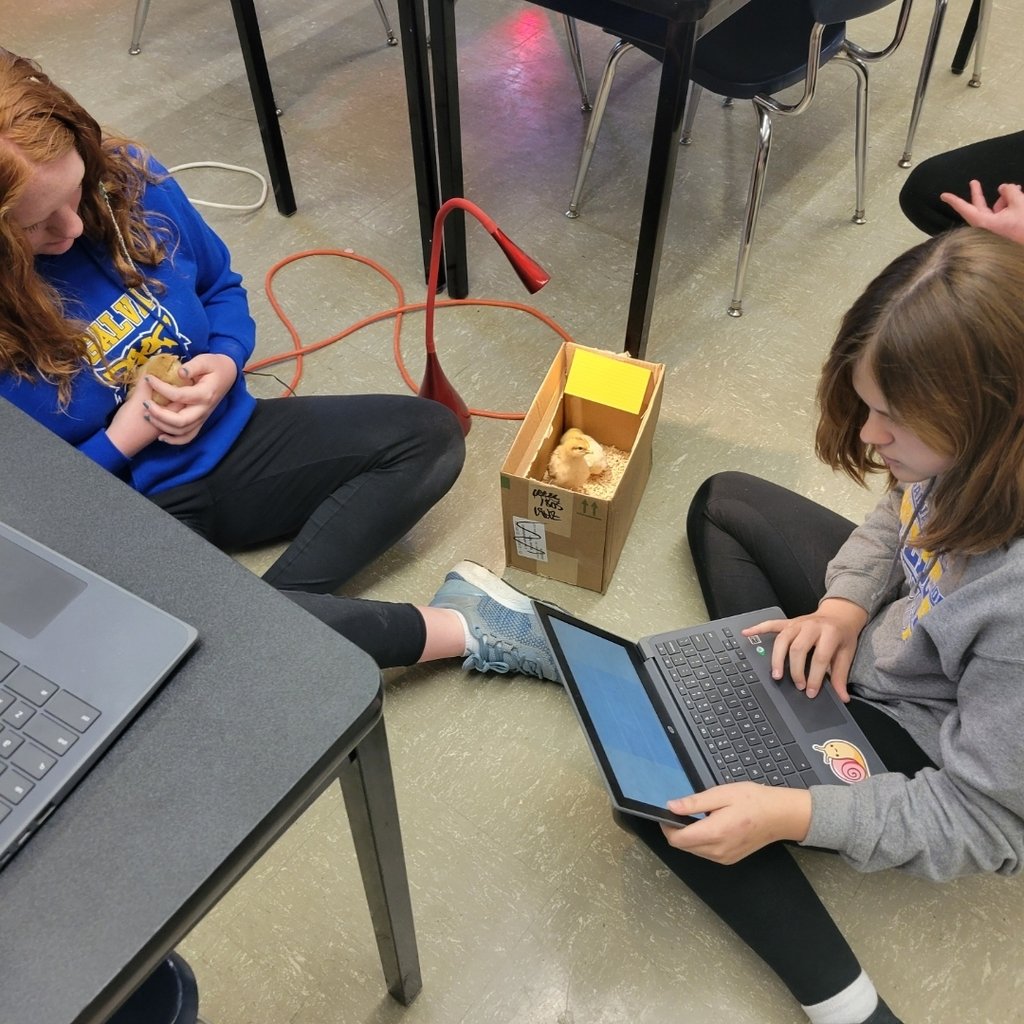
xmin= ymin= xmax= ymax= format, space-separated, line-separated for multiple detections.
xmin=0 ymin=400 xmax=421 ymax=1023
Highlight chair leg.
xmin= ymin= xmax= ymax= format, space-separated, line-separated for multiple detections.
xmin=728 ymin=101 xmax=773 ymax=318
xmin=950 ymin=0 xmax=979 ymax=73
xmin=371 ymin=0 xmax=398 ymax=46
xmin=129 ymin=0 xmax=152 ymax=55
xmin=836 ymin=50 xmax=869 ymax=224
xmin=130 ymin=0 xmax=398 ymax=53
xmin=679 ymin=82 xmax=703 ymax=146
xmin=969 ymin=0 xmax=992 ymax=87
xmin=562 ymin=16 xmax=591 ymax=111
xmin=899 ymin=0 xmax=947 ymax=168
xmin=565 ymin=39 xmax=634 ymax=219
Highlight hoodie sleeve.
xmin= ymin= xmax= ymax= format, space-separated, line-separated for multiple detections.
xmin=803 ymin=552 xmax=1024 ymax=881
xmin=823 ymin=487 xmax=905 ymax=614
xmin=803 ymin=649 xmax=1024 ymax=879
xmin=77 ymin=429 xmax=132 ymax=478
xmin=146 ymin=161 xmax=256 ymax=372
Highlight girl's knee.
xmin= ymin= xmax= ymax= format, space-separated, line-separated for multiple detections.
xmin=427 ymin=400 xmax=466 ymax=468
xmin=411 ymin=399 xmax=466 ymax=488
xmin=688 ymin=471 xmax=756 ymax=520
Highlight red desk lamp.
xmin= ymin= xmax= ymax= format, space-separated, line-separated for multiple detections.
xmin=421 ymin=197 xmax=550 ymax=435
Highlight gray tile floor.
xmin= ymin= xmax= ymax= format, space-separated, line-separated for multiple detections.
xmin=7 ymin=1 xmax=1024 ymax=1021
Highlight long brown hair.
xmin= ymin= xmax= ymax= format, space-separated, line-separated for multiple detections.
xmin=816 ymin=228 xmax=1024 ymax=555
xmin=0 ymin=48 xmax=168 ymax=402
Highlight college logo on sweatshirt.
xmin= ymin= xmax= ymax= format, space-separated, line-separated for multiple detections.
xmin=899 ymin=482 xmax=945 ymax=639
xmin=82 ymin=287 xmax=192 ymax=395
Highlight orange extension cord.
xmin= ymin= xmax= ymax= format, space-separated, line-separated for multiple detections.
xmin=246 ymin=248 xmax=579 ymax=423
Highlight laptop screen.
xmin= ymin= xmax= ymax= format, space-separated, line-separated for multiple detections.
xmin=545 ymin=614 xmax=697 ymax=811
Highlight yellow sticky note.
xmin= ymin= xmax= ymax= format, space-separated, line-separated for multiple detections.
xmin=564 ymin=348 xmax=651 ymax=414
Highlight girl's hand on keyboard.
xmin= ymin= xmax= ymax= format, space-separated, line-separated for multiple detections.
xmin=660 ymin=782 xmax=812 ymax=864
xmin=743 ymin=599 xmax=868 ymax=702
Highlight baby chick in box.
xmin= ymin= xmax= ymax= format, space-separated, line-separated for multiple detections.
xmin=547 ymin=427 xmax=607 ymax=491
xmin=561 ymin=427 xmax=607 ymax=474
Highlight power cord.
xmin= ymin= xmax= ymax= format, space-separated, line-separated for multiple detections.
xmin=251 ymin=248 xmax=577 ymax=422
xmin=168 ymin=161 xmax=269 ymax=212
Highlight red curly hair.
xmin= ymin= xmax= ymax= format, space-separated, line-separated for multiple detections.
xmin=0 ymin=48 xmax=168 ymax=403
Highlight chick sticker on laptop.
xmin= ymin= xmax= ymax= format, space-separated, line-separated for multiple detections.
xmin=812 ymin=739 xmax=871 ymax=783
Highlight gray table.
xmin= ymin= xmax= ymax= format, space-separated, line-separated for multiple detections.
xmin=0 ymin=400 xmax=421 ymax=1023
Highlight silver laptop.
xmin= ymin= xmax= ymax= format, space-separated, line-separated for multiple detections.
xmin=0 ymin=521 xmax=197 ymax=868
xmin=535 ymin=602 xmax=885 ymax=827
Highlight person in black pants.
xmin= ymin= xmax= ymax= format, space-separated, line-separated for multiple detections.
xmin=898 ymin=129 xmax=1024 ymax=235
xmin=616 ymin=228 xmax=1024 ymax=1024
xmin=0 ymin=48 xmax=564 ymax=684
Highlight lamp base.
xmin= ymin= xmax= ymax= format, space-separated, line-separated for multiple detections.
xmin=420 ymin=355 xmax=472 ymax=436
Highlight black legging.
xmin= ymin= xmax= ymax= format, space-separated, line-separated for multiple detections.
xmin=618 ymin=472 xmax=934 ymax=1007
xmin=898 ymin=129 xmax=1024 ymax=236
xmin=151 ymin=393 xmax=465 ymax=667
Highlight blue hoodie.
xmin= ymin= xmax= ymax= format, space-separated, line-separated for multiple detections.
xmin=1 ymin=158 xmax=256 ymax=495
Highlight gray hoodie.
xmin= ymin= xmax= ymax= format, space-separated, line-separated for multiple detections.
xmin=800 ymin=481 xmax=1024 ymax=881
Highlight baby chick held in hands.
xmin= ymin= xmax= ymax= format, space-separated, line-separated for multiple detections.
xmin=127 ymin=352 xmax=188 ymax=406
xmin=547 ymin=428 xmax=607 ymax=491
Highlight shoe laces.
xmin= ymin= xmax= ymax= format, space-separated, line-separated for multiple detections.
xmin=463 ymin=634 xmax=547 ymax=681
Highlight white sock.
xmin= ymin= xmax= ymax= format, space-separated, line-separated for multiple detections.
xmin=802 ymin=970 xmax=878 ymax=1024
xmin=452 ymin=610 xmax=476 ymax=657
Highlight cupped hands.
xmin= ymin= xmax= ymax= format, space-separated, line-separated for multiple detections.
xmin=142 ymin=352 xmax=238 ymax=445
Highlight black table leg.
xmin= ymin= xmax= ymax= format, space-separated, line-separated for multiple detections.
xmin=427 ymin=0 xmax=469 ymax=298
xmin=228 ymin=0 xmax=297 ymax=216
xmin=951 ymin=0 xmax=980 ymax=73
xmin=338 ymin=717 xmax=422 ymax=1005
xmin=395 ymin=0 xmax=443 ymax=284
xmin=624 ymin=18 xmax=697 ymax=359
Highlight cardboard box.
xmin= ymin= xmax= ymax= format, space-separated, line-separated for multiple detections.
xmin=500 ymin=342 xmax=665 ymax=593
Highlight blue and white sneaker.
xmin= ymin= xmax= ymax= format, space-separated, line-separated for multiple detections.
xmin=429 ymin=561 xmax=560 ymax=682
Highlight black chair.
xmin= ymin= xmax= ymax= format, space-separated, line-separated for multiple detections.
xmin=107 ymin=951 xmax=208 ymax=1024
xmin=565 ymin=0 xmax=913 ymax=317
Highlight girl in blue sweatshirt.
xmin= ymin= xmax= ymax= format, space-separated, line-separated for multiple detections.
xmin=0 ymin=49 xmax=560 ymax=685
xmin=0 ymin=48 xmax=472 ymax=668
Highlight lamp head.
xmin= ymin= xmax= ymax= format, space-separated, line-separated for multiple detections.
xmin=420 ymin=197 xmax=551 ymax=436
xmin=491 ymin=228 xmax=550 ymax=294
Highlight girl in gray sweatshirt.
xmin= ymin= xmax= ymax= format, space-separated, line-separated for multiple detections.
xmin=618 ymin=228 xmax=1024 ymax=1024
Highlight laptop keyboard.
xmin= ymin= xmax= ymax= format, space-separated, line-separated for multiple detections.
xmin=0 ymin=649 xmax=100 ymax=823
xmin=653 ymin=627 xmax=820 ymax=789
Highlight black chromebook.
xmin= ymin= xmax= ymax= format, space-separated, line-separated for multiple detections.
xmin=535 ymin=603 xmax=885 ymax=827
xmin=0 ymin=521 xmax=197 ymax=868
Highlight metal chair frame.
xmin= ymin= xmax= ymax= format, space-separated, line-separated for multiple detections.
xmin=566 ymin=0 xmax=912 ymax=316
xmin=899 ymin=0 xmax=993 ymax=167
xmin=129 ymin=0 xmax=399 ymax=55
xmin=562 ymin=16 xmax=592 ymax=112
